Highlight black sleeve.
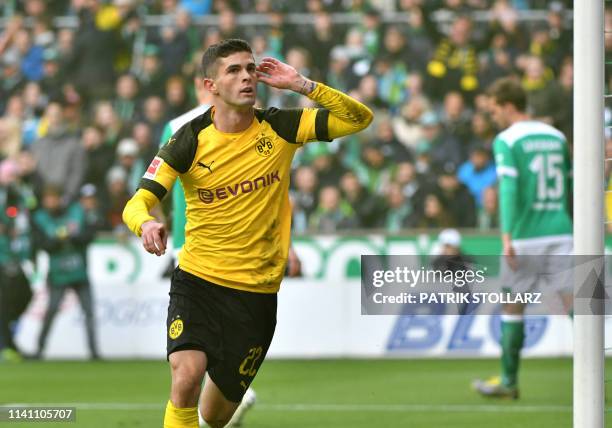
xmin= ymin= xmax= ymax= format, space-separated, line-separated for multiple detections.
xmin=256 ymin=108 xmax=304 ymax=143
xmin=158 ymin=109 xmax=213 ymax=173
xmin=314 ymin=109 xmax=331 ymax=142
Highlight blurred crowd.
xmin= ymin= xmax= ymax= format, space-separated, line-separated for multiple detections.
xmin=0 ymin=0 xmax=578 ymax=239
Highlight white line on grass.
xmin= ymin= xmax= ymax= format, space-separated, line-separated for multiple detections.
xmin=2 ymin=403 xmax=581 ymax=413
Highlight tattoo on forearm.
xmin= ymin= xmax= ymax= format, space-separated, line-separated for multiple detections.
xmin=299 ymin=79 xmax=316 ymax=95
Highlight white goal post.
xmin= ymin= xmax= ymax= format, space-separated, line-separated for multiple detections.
xmin=573 ymin=1 xmax=605 ymax=427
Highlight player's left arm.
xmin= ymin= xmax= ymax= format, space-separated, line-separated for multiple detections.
xmin=494 ymin=137 xmax=519 ymax=269
xmin=124 ymin=119 xmax=199 ymax=255
xmin=256 ymin=57 xmax=373 ymax=142
xmin=122 ymin=160 xmax=179 ymax=238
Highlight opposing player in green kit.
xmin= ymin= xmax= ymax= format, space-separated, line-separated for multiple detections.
xmin=472 ymin=78 xmax=573 ymax=399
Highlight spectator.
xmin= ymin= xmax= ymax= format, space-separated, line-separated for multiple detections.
xmin=355 ymin=141 xmax=395 ymax=195
xmin=251 ymin=33 xmax=278 ymax=66
xmin=457 ymin=145 xmax=497 ymax=207
xmin=32 ymin=184 xmax=99 ymax=360
xmin=431 ymin=229 xmax=473 ymax=273
xmin=165 ymin=76 xmax=190 ymax=118
xmin=14 ymin=151 xmax=41 ymax=202
xmin=426 ymin=15 xmax=479 ymax=102
xmin=93 ymin=101 xmax=124 ymax=149
xmin=357 ymin=73 xmax=388 ymax=111
xmin=359 ymin=8 xmax=383 ymax=57
xmin=132 ymin=121 xmax=157 ymax=166
xmin=22 ymin=0 xmax=49 ymax=20
xmin=179 ymin=0 xmax=213 ymax=16
xmin=14 ymin=29 xmax=44 ymax=82
xmin=32 ymin=102 xmax=85 ymax=206
xmin=114 ymin=138 xmax=142 ymax=195
xmin=375 ymin=118 xmax=413 ymax=163
xmin=39 ymin=48 xmax=64 ymax=102
xmin=0 ymin=95 xmax=23 ymax=159
xmin=382 ymin=24 xmax=423 ymax=73
xmin=340 ymin=171 xmax=385 ymax=228
xmin=394 ymin=161 xmax=429 ymax=216
xmin=414 ymin=193 xmax=454 ymax=228
xmin=528 ymin=21 xmax=563 ymax=72
xmin=65 ymin=1 xmax=118 ymax=102
xmin=478 ymin=31 xmax=516 ymax=91
xmin=441 ymin=91 xmax=473 ymax=155
xmin=546 ymin=2 xmax=572 ymax=68
xmin=478 ymin=185 xmax=499 ymax=230
xmin=373 ymin=54 xmax=408 ymax=110
xmin=105 ymin=166 xmax=131 ymax=231
xmin=522 ymin=55 xmax=564 ymax=126
xmin=1 ymin=52 xmax=26 ymax=107
xmin=82 ymin=125 xmax=115 ymax=204
xmin=383 ymin=182 xmax=413 ymax=232
xmin=468 ymin=111 xmax=496 ymax=152
xmin=291 ymin=166 xmax=319 ymax=233
xmin=435 ymin=162 xmax=477 ymax=227
xmin=79 ymin=183 xmax=107 ymax=236
xmin=141 ymin=96 xmax=167 ymax=145
xmin=218 ymin=9 xmax=244 ymax=40
xmin=414 ymin=140 xmax=434 ymax=176
xmin=392 ymin=95 xmax=429 ymax=153
xmin=488 ymin=0 xmax=528 ymax=55
xmin=302 ymin=12 xmax=337 ymax=79
xmin=158 ymin=25 xmax=191 ymax=77
xmin=267 ymin=10 xmax=298 ymax=58
xmin=430 ymin=228 xmax=475 ymax=314
xmin=309 ymin=186 xmax=358 ymax=233
xmin=309 ymin=144 xmax=347 ymax=188
xmin=0 ymin=159 xmax=33 ymax=362
xmin=419 ymin=111 xmax=463 ymax=169
xmin=137 ymin=45 xmax=166 ymax=98
xmin=113 ymin=73 xmax=140 ymax=124
xmin=326 ymin=47 xmax=354 ymax=94
xmin=400 ymin=2 xmax=435 ymax=63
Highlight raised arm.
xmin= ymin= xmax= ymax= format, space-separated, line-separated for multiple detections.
xmin=306 ymin=83 xmax=374 ymax=139
xmin=256 ymin=57 xmax=373 ymax=141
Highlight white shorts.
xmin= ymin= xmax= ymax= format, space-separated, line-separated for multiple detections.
xmin=500 ymin=236 xmax=573 ymax=295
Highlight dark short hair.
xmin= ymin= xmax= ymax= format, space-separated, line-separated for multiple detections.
xmin=487 ymin=77 xmax=527 ymax=112
xmin=42 ymin=184 xmax=63 ymax=197
xmin=200 ymin=39 xmax=253 ymax=78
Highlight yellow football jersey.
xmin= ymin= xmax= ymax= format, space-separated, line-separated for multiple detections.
xmin=123 ymin=83 xmax=373 ymax=293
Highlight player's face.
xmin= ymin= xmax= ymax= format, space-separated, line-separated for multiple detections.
xmin=208 ymin=52 xmax=258 ymax=108
xmin=489 ymin=98 xmax=509 ymax=129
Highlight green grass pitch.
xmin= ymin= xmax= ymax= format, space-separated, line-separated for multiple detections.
xmin=0 ymin=358 xmax=610 ymax=427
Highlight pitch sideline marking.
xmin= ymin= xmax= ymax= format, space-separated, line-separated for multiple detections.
xmin=2 ymin=402 xmax=592 ymax=413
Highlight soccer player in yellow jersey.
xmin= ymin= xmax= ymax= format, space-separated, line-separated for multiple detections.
xmin=122 ymin=39 xmax=373 ymax=428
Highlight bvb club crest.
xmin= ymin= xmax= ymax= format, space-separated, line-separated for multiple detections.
xmin=255 ymin=136 xmax=274 ymax=157
xmin=169 ymin=318 xmax=183 ymax=339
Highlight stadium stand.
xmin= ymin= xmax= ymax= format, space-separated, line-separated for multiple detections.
xmin=0 ymin=0 xmax=575 ymax=234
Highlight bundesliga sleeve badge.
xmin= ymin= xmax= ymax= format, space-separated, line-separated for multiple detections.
xmin=144 ymin=156 xmax=164 ymax=180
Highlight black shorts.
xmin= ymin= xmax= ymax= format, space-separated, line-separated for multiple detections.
xmin=167 ymin=267 xmax=277 ymax=402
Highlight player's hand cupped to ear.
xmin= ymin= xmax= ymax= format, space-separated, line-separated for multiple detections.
xmin=256 ymin=57 xmax=309 ymax=92
xmin=141 ymin=220 xmax=168 ymax=256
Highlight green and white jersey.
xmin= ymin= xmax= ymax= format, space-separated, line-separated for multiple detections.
xmin=160 ymin=104 xmax=211 ymax=255
xmin=494 ymin=120 xmax=572 ymax=242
